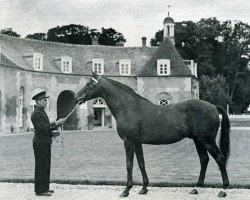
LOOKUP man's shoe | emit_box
[47,190,54,193]
[36,192,52,196]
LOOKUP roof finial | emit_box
[168,5,171,17]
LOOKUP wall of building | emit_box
[0,65,196,133]
[0,66,20,132]
[137,77,192,104]
[18,71,92,131]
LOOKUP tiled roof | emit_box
[0,34,156,76]
[138,37,192,77]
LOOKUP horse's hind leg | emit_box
[193,138,209,187]
[204,140,229,189]
[120,139,135,197]
[135,143,149,195]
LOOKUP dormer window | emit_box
[119,60,131,75]
[61,57,72,73]
[33,53,43,71]
[157,59,170,75]
[92,59,104,75]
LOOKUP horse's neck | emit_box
[99,80,138,118]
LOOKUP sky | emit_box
[0,0,250,47]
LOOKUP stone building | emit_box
[0,16,199,133]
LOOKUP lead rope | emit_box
[51,102,81,159]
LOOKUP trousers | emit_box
[33,143,51,194]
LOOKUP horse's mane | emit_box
[105,77,151,102]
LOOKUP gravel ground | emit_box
[0,183,250,200]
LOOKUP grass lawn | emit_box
[0,129,250,188]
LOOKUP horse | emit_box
[75,71,230,198]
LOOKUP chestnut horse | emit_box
[75,72,230,197]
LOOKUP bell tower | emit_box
[163,5,175,44]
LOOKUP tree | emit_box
[150,30,163,46]
[47,24,93,45]
[218,20,250,113]
[199,75,229,108]
[25,33,47,40]
[197,54,215,77]
[98,27,126,46]
[0,28,20,37]
[150,17,250,113]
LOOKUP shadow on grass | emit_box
[1,178,250,189]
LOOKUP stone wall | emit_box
[0,66,19,132]
[137,77,192,104]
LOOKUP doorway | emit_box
[57,90,77,130]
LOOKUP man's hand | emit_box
[51,130,60,137]
[55,118,67,126]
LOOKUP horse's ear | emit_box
[92,70,98,78]
[92,70,102,79]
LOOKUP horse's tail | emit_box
[216,106,230,163]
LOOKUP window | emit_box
[156,92,172,105]
[159,100,170,105]
[157,59,170,75]
[119,60,131,75]
[92,59,104,75]
[93,98,106,107]
[61,57,72,73]
[33,53,43,70]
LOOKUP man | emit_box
[31,90,66,196]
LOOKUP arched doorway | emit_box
[93,98,106,127]
[57,90,77,130]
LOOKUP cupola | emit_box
[163,9,175,44]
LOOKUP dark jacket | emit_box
[31,106,57,144]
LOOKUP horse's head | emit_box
[75,71,102,104]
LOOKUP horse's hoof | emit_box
[218,191,227,198]
[196,182,204,187]
[119,191,129,197]
[189,189,198,194]
[138,188,148,195]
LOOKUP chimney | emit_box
[142,36,146,47]
[92,36,99,45]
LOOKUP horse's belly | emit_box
[141,129,189,145]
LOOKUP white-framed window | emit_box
[93,98,106,108]
[92,59,104,75]
[33,53,43,70]
[61,57,72,73]
[159,99,170,105]
[119,60,131,75]
[157,59,170,75]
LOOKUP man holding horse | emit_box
[31,90,66,196]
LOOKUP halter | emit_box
[77,75,102,101]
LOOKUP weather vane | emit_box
[168,5,171,17]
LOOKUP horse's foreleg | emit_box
[135,143,149,195]
[120,139,135,197]
[193,138,209,187]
